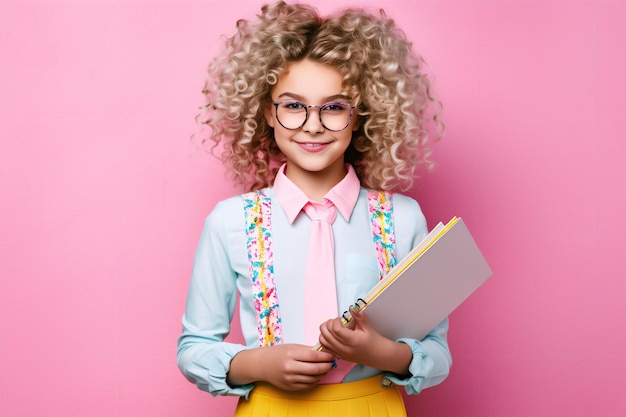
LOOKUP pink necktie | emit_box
[303,199,338,346]
[303,200,353,383]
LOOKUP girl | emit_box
[177,2,452,416]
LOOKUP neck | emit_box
[283,162,347,202]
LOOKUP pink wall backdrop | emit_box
[1,1,624,416]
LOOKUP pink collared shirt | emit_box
[273,163,361,224]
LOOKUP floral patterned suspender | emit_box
[242,190,397,347]
[242,191,283,347]
[367,191,398,278]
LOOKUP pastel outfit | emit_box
[177,164,452,406]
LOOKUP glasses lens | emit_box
[320,102,352,131]
[276,101,307,130]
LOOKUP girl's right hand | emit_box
[227,343,335,391]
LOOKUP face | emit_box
[266,59,358,189]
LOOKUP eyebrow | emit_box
[276,92,352,102]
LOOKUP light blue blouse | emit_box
[177,179,452,397]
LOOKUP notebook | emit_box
[313,217,492,348]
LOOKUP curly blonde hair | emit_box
[196,1,443,191]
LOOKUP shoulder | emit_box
[206,188,275,224]
[363,189,424,216]
[207,195,244,220]
[390,192,428,238]
[390,193,423,215]
[203,194,249,233]
[361,190,427,232]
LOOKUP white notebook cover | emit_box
[360,217,493,341]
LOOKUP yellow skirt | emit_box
[233,375,406,417]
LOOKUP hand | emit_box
[228,343,335,391]
[318,309,412,376]
[318,308,384,365]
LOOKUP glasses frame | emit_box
[272,100,355,132]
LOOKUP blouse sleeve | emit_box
[384,319,452,394]
[176,202,255,397]
[382,195,453,394]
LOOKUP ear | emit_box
[265,102,275,128]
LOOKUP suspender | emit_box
[367,191,398,278]
[243,191,282,347]
[242,190,397,347]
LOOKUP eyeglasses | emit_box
[272,100,355,132]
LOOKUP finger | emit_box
[289,345,334,363]
[318,318,339,336]
[289,361,333,384]
[320,333,351,358]
[309,349,335,363]
[318,344,340,359]
[350,309,368,330]
[317,331,337,355]
[280,377,320,391]
[317,333,343,358]
[324,317,350,341]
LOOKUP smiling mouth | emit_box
[295,141,331,152]
[297,141,331,146]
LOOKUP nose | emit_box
[302,107,324,134]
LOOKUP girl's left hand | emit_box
[317,309,412,376]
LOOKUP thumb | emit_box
[350,307,371,330]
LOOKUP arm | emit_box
[390,317,452,394]
[318,310,452,394]
[177,204,253,397]
[177,201,336,395]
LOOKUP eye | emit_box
[322,102,351,113]
[281,101,306,111]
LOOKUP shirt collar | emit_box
[273,163,361,224]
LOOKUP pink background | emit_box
[1,1,624,416]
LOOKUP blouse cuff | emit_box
[195,344,255,398]
[382,338,436,395]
